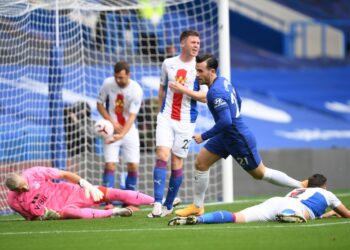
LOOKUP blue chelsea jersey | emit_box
[202,76,261,169]
[207,77,242,124]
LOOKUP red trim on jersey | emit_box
[171,69,187,121]
[171,93,183,121]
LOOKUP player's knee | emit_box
[127,163,138,172]
[156,153,168,162]
[195,158,209,171]
[253,174,264,180]
[105,162,116,171]
[248,169,264,180]
[156,147,170,161]
[248,163,265,180]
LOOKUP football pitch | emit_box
[1,193,350,250]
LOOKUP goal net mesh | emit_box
[0,0,222,214]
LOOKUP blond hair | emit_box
[5,173,21,191]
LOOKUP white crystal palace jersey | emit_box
[98,77,143,126]
[286,187,341,218]
[160,55,204,123]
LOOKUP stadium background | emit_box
[0,0,349,214]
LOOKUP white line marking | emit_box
[0,221,349,236]
[1,192,349,215]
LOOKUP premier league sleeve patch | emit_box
[213,98,227,109]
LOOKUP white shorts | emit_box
[239,197,307,222]
[103,126,140,163]
[156,113,196,158]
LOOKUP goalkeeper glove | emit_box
[40,208,61,220]
[79,179,104,202]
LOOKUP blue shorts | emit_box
[204,129,261,171]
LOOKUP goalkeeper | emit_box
[169,174,350,226]
[5,166,154,220]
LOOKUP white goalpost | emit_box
[0,0,233,214]
[218,0,234,203]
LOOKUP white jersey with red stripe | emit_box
[160,55,204,123]
[97,77,143,127]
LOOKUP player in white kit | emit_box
[149,30,207,217]
[97,61,143,209]
[168,173,350,225]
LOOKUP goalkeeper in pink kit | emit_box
[5,167,154,220]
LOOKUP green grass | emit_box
[1,192,350,250]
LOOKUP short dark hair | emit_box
[307,174,327,188]
[196,54,218,71]
[180,30,200,42]
[114,61,130,74]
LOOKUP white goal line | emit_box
[0,220,349,236]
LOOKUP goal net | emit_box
[0,0,222,214]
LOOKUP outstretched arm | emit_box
[58,170,103,202]
[333,204,350,218]
[58,170,81,183]
[322,204,350,218]
[321,210,341,218]
[169,81,207,103]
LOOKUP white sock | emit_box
[262,168,301,188]
[193,170,209,208]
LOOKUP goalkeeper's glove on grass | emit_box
[41,208,60,220]
[79,179,104,202]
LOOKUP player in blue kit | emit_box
[169,174,350,225]
[175,54,307,217]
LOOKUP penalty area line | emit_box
[0,220,349,236]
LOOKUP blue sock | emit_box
[164,169,183,210]
[197,211,235,224]
[126,171,138,191]
[153,160,167,203]
[102,169,115,188]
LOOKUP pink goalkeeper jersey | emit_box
[7,167,94,220]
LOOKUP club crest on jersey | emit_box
[213,98,226,108]
[175,69,187,85]
[32,181,40,190]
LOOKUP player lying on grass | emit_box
[169,174,350,225]
[5,166,154,220]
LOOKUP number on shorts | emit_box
[236,157,249,166]
[182,139,190,150]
